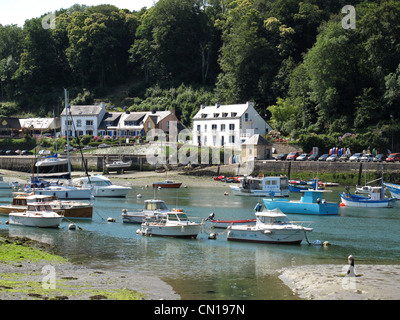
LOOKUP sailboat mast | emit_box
[64,89,72,177]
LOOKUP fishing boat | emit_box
[263,190,339,215]
[340,186,396,208]
[8,203,64,228]
[226,207,312,244]
[137,209,203,238]
[72,174,131,197]
[152,180,182,189]
[122,199,169,224]
[230,176,290,197]
[205,212,256,229]
[0,193,93,219]
[383,182,400,199]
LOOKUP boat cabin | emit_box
[255,209,289,225]
[240,176,289,195]
[300,190,328,204]
[167,211,189,222]
[27,203,53,212]
[144,200,168,211]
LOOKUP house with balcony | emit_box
[192,102,272,148]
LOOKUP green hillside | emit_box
[1,0,400,152]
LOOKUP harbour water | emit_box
[1,185,400,300]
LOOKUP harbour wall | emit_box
[1,155,400,182]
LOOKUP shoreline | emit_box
[0,235,179,300]
[279,264,400,300]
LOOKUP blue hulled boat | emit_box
[340,186,396,208]
[383,183,400,200]
[263,190,339,215]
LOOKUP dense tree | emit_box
[0,0,399,153]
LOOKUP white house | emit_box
[60,103,107,137]
[192,102,272,147]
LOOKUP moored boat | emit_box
[383,182,400,200]
[205,212,256,229]
[72,174,131,198]
[227,207,312,244]
[35,154,68,167]
[105,160,132,170]
[122,199,169,224]
[8,203,64,228]
[0,192,93,219]
[340,186,396,208]
[230,176,290,197]
[152,180,182,189]
[263,190,339,215]
[137,209,203,238]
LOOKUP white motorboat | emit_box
[72,174,131,197]
[25,184,93,200]
[8,203,64,228]
[137,209,203,238]
[122,199,169,224]
[227,208,312,244]
[230,176,290,197]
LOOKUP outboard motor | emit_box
[206,212,215,221]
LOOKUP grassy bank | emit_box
[0,236,146,300]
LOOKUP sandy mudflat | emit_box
[279,264,400,300]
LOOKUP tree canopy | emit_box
[1,0,400,151]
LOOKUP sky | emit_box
[0,0,157,26]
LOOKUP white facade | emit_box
[60,103,107,137]
[192,102,272,147]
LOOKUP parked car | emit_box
[373,154,386,162]
[0,150,5,155]
[98,143,111,148]
[286,152,301,161]
[295,153,309,161]
[360,154,374,162]
[339,154,349,162]
[318,154,330,161]
[20,150,33,155]
[307,153,319,161]
[275,154,287,160]
[349,153,363,162]
[386,153,400,162]
[5,150,16,155]
[326,154,339,162]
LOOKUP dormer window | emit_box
[201,114,207,118]
[222,113,228,118]
[231,112,237,117]
[213,113,220,118]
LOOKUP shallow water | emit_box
[1,185,399,300]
